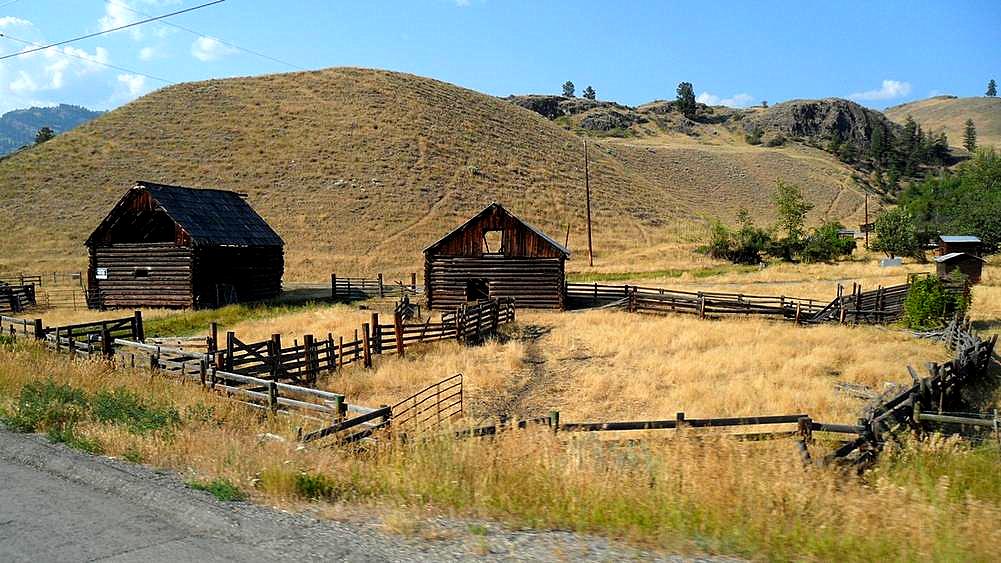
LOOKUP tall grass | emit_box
[1,340,999,560]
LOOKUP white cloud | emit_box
[138,46,158,61]
[849,79,911,101]
[0,16,32,28]
[191,37,237,62]
[100,1,144,40]
[9,71,38,94]
[117,73,147,97]
[696,91,756,108]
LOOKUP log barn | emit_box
[86,181,284,309]
[424,203,570,310]
[935,252,985,284]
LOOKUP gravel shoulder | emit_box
[0,427,735,562]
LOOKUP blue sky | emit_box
[1,0,1000,114]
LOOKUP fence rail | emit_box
[0,283,37,314]
[330,272,420,300]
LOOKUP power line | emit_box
[0,32,174,84]
[0,0,225,61]
[106,0,305,71]
[0,0,23,9]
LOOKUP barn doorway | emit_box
[465,279,489,302]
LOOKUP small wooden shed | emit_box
[424,203,570,310]
[86,181,284,309]
[935,252,985,284]
[937,235,982,257]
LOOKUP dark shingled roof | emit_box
[87,181,283,247]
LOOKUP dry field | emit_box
[885,95,1001,149]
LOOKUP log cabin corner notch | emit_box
[86,181,284,309]
[424,203,571,310]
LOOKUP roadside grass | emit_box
[1,340,1000,560]
[188,477,248,502]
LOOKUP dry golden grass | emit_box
[322,309,947,425]
[2,341,1000,561]
[885,96,1001,149]
[0,67,868,280]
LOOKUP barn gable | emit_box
[86,181,283,248]
[424,203,570,259]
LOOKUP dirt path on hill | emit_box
[0,427,732,562]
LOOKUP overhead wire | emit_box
[0,31,174,84]
[105,0,306,71]
[0,0,225,61]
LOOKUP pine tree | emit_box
[582,86,596,100]
[964,119,977,152]
[988,79,997,97]
[562,81,575,98]
[676,82,696,118]
[869,124,886,165]
[34,127,55,144]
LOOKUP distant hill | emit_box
[0,68,870,277]
[885,96,1001,149]
[0,104,104,155]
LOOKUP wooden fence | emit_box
[331,273,420,300]
[567,280,916,325]
[823,315,998,466]
[0,271,83,287]
[0,283,37,314]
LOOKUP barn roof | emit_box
[87,181,283,248]
[935,252,986,263]
[939,235,981,243]
[424,202,571,257]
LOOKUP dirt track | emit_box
[0,427,728,562]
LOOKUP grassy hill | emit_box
[885,96,1001,149]
[0,68,869,279]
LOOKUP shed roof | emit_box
[939,235,982,243]
[424,202,570,257]
[935,252,987,263]
[87,181,283,248]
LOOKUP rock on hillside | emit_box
[743,98,901,150]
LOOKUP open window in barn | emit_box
[132,267,150,278]
[483,230,503,254]
[466,279,489,302]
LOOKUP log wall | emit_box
[426,256,565,310]
[89,243,194,308]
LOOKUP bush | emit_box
[91,388,180,435]
[800,222,856,263]
[189,478,247,502]
[705,217,772,264]
[745,127,763,145]
[1,380,89,434]
[903,275,969,330]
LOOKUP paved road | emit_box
[0,428,725,562]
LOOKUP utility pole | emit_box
[864,192,869,249]
[584,138,594,266]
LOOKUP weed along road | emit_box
[0,428,694,563]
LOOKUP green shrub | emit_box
[903,275,969,330]
[294,472,341,500]
[704,214,772,265]
[47,426,104,454]
[189,478,247,501]
[800,222,856,263]
[91,388,180,435]
[1,380,89,434]
[745,127,763,145]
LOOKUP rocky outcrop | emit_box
[743,98,901,150]
[505,95,631,119]
[579,108,645,131]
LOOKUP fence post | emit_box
[549,410,560,433]
[795,303,802,324]
[338,336,344,369]
[394,311,405,357]
[676,411,685,428]
[331,273,336,300]
[268,381,279,412]
[101,326,113,359]
[333,395,346,421]
[226,331,235,371]
[371,312,381,355]
[378,273,384,298]
[492,300,500,333]
[362,323,372,368]
[411,272,417,293]
[797,416,813,444]
[303,334,316,385]
[133,310,145,342]
[698,294,706,319]
[33,319,44,340]
[199,357,207,386]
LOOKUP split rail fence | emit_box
[0,283,37,314]
[567,280,919,325]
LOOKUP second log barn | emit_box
[424,203,571,310]
[86,181,284,309]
